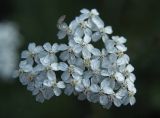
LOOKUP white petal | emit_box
[129,96,136,105]
[83,34,91,44]
[92,31,101,42]
[91,58,100,70]
[47,70,56,81]
[58,62,68,71]
[43,80,52,87]
[126,64,134,73]
[61,71,70,81]
[43,42,52,51]
[58,44,68,51]
[40,55,50,66]
[74,36,82,44]
[104,26,113,34]
[59,51,69,61]
[28,43,36,52]
[36,93,44,103]
[92,16,104,29]
[73,44,82,54]
[51,63,59,71]
[75,27,84,37]
[73,66,83,75]
[90,84,100,93]
[80,8,90,14]
[69,20,78,31]
[115,89,128,99]
[112,36,127,44]
[99,95,108,105]
[116,44,127,52]
[57,30,66,39]
[52,43,59,52]
[82,47,91,59]
[117,54,130,65]
[113,98,122,107]
[64,85,74,96]
[91,9,99,15]
[86,44,94,52]
[90,48,101,56]
[115,72,125,83]
[102,86,114,94]
[75,84,84,92]
[54,87,62,96]
[57,81,65,88]
[82,78,90,88]
[21,50,30,58]
[128,73,136,83]
[101,70,109,76]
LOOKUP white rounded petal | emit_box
[57,30,66,39]
[47,70,56,81]
[69,20,78,31]
[58,62,68,71]
[92,31,101,42]
[128,73,136,83]
[112,36,127,44]
[43,42,52,52]
[75,27,84,37]
[28,43,36,52]
[58,44,69,51]
[82,78,90,88]
[83,34,91,44]
[126,64,134,73]
[129,96,136,105]
[75,84,84,92]
[36,93,45,103]
[90,48,101,56]
[73,66,83,75]
[61,71,70,81]
[21,50,30,58]
[101,70,109,76]
[57,81,65,89]
[115,72,125,83]
[104,26,113,34]
[90,84,100,93]
[80,8,90,14]
[91,58,100,70]
[52,43,59,52]
[102,86,114,94]
[117,54,130,65]
[43,79,52,87]
[113,98,122,107]
[92,16,104,29]
[91,9,99,15]
[51,63,59,71]
[100,95,108,105]
[115,89,128,99]
[74,36,82,44]
[82,47,91,59]
[116,44,127,52]
[59,51,69,61]
[73,44,82,54]
[54,87,62,96]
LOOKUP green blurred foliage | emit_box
[0,0,160,118]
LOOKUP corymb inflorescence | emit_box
[14,8,136,109]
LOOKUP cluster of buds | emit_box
[14,9,136,109]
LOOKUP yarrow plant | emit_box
[14,9,136,109]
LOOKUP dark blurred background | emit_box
[0,0,160,118]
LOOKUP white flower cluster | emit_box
[15,9,136,108]
[0,22,21,79]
